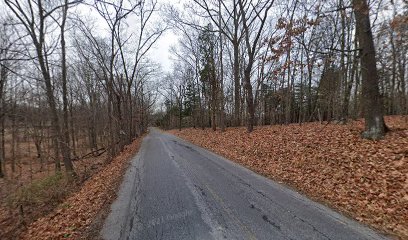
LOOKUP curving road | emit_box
[101,128,388,240]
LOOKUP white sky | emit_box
[150,30,178,72]
[72,0,182,73]
[5,0,402,74]
[149,0,186,72]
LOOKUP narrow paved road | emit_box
[101,128,388,240]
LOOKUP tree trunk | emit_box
[0,64,5,178]
[233,0,241,127]
[218,0,225,132]
[244,65,255,132]
[342,34,358,121]
[34,139,44,171]
[179,85,182,131]
[69,93,76,158]
[11,104,16,173]
[0,112,4,178]
[53,136,61,171]
[233,41,240,127]
[353,0,387,139]
[285,47,292,124]
[108,30,117,160]
[60,0,75,175]
[211,76,217,131]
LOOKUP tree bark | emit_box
[244,63,255,132]
[232,0,241,127]
[0,106,4,178]
[179,85,183,131]
[60,0,75,175]
[342,32,358,121]
[218,0,225,132]
[353,0,387,139]
[0,62,5,178]
[238,0,274,132]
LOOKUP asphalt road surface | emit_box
[101,128,388,240]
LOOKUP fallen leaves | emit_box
[170,116,408,239]
[19,137,143,240]
[0,153,109,239]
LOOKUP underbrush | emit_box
[0,155,106,239]
[8,173,70,208]
[20,137,144,239]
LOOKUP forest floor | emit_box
[0,137,144,239]
[169,115,408,239]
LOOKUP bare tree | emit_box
[352,0,387,139]
[238,0,274,132]
[60,0,72,173]
[92,0,140,158]
[189,0,243,126]
[4,0,80,174]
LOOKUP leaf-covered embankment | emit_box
[170,116,408,239]
[20,137,144,240]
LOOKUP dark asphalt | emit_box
[101,128,389,240]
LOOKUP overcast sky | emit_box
[148,0,186,73]
[73,0,182,73]
[150,30,178,72]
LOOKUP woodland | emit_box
[0,0,161,237]
[156,0,407,140]
[0,0,407,238]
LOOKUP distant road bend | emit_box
[101,128,388,240]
